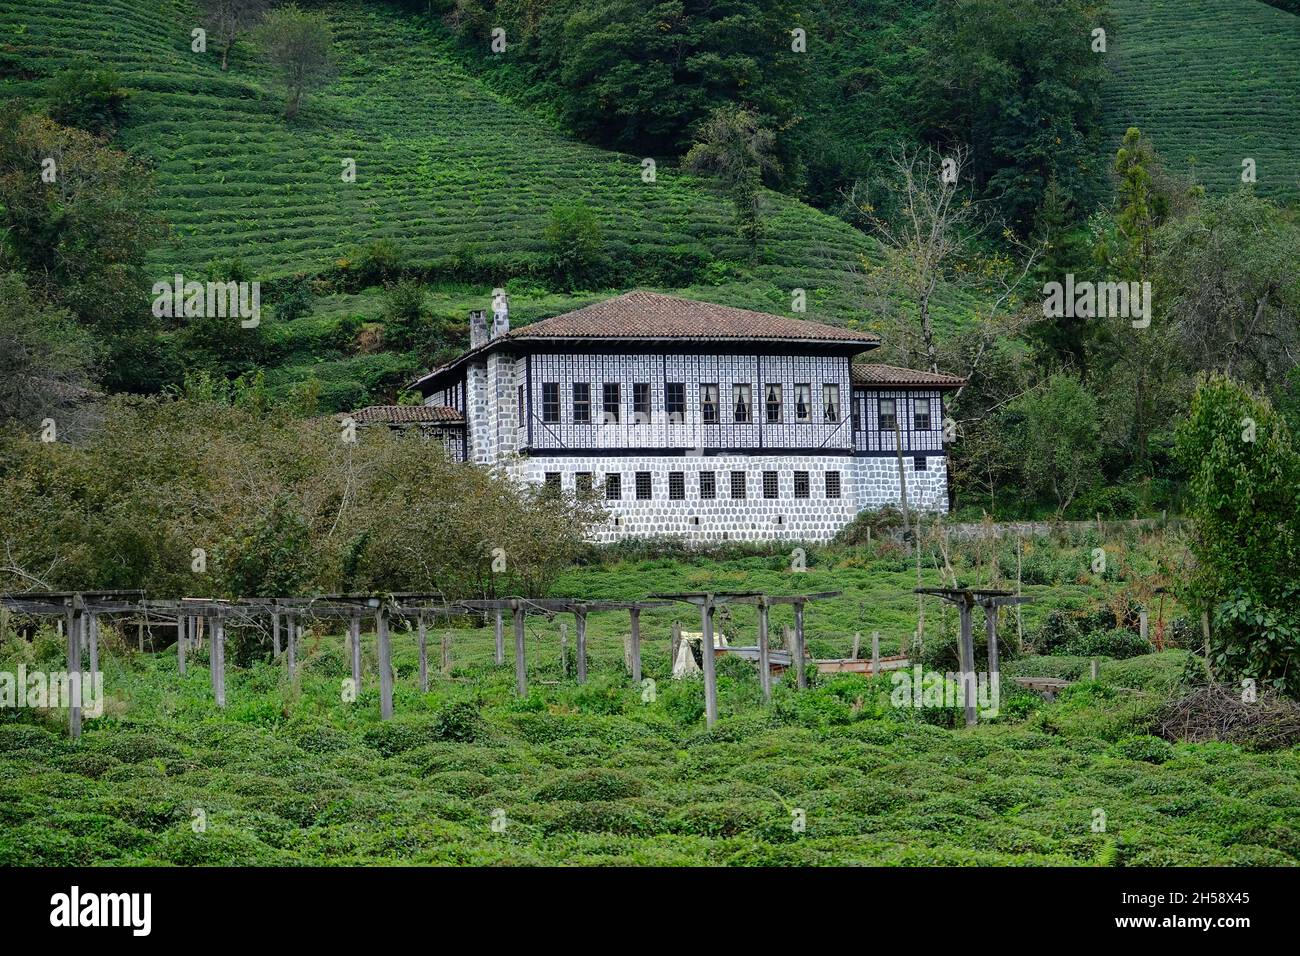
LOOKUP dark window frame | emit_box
[914,399,931,431]
[794,471,810,498]
[700,383,719,424]
[700,471,716,499]
[730,470,747,499]
[573,383,591,424]
[794,383,812,423]
[763,470,779,499]
[825,471,841,499]
[823,383,840,423]
[605,472,622,500]
[602,382,620,425]
[668,471,685,500]
[541,382,560,423]
[633,382,651,424]
[635,471,652,500]
[665,382,686,422]
[732,383,752,424]
[878,397,897,432]
[765,383,782,423]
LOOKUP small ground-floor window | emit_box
[730,471,747,499]
[635,471,652,499]
[605,473,621,500]
[914,456,928,471]
[668,472,685,499]
[763,470,779,498]
[825,471,841,499]
[794,471,810,498]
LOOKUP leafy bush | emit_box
[1113,734,1175,764]
[46,65,130,134]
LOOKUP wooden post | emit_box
[350,611,361,694]
[67,599,82,740]
[87,612,99,685]
[1139,610,1149,646]
[1090,657,1099,681]
[212,615,226,709]
[851,631,860,660]
[628,608,642,684]
[700,599,718,727]
[957,599,977,727]
[574,606,588,684]
[494,610,504,666]
[893,416,912,538]
[441,625,452,679]
[757,598,772,702]
[377,607,393,720]
[272,613,281,657]
[417,612,428,691]
[984,608,999,677]
[871,630,881,676]
[512,601,527,697]
[559,620,568,676]
[137,618,145,653]
[783,624,794,654]
[286,612,297,676]
[793,601,807,690]
[177,614,186,675]
[670,620,681,667]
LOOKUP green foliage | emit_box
[1174,375,1300,696]
[1003,375,1102,514]
[918,0,1109,226]
[1103,0,1300,206]
[45,64,131,135]
[379,278,428,349]
[257,2,333,119]
[543,203,606,292]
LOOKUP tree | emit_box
[1004,374,1101,513]
[918,0,1109,227]
[685,106,780,253]
[1155,189,1300,393]
[199,0,270,72]
[544,202,606,291]
[258,4,333,119]
[857,145,1041,379]
[1091,128,1191,478]
[1174,374,1300,697]
[0,271,100,429]
[0,107,165,392]
[45,65,131,135]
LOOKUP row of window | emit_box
[536,382,854,426]
[543,469,851,501]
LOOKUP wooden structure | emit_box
[3,587,840,737]
[914,587,1034,727]
[650,591,840,726]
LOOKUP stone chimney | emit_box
[469,309,488,349]
[491,287,510,339]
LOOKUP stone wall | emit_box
[507,453,948,543]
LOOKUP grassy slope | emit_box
[0,1,885,308]
[1,549,1296,866]
[1105,0,1300,203]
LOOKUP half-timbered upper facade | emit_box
[406,290,963,543]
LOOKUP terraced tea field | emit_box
[1105,0,1300,203]
[0,0,885,323]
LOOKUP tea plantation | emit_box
[2,547,1297,866]
[1105,0,1300,203]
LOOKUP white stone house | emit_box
[406,290,963,543]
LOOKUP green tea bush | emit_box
[1113,734,1176,763]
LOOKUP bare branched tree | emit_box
[199,0,269,72]
[849,145,1043,391]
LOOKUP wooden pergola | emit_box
[3,587,843,737]
[914,587,1034,726]
[650,590,841,726]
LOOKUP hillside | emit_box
[0,1,883,307]
[1105,0,1300,202]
